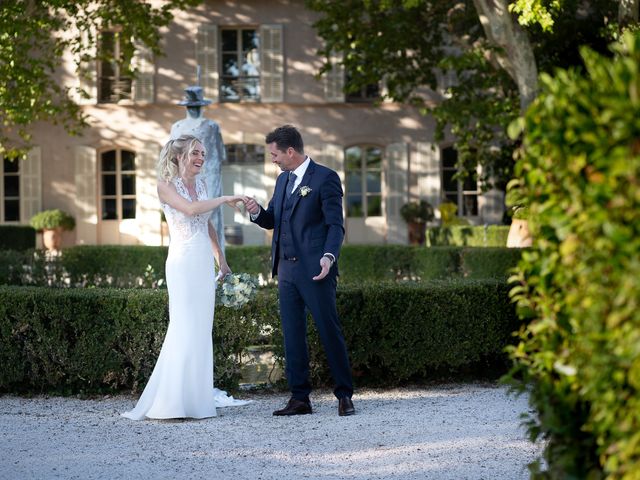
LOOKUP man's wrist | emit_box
[323,253,335,265]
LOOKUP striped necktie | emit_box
[287,172,297,198]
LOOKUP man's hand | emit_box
[244,197,260,215]
[312,255,333,281]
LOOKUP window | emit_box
[345,70,381,103]
[98,31,133,103]
[345,146,382,217]
[225,144,265,164]
[1,156,19,222]
[220,29,260,102]
[441,146,479,216]
[100,149,136,220]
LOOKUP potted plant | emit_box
[506,206,532,247]
[30,209,76,251]
[438,201,470,227]
[400,200,434,245]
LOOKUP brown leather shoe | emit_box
[338,397,355,416]
[273,398,312,416]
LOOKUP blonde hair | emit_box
[157,135,205,181]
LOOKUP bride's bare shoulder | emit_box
[157,179,178,201]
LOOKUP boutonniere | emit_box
[299,186,312,197]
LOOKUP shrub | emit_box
[438,202,470,226]
[0,244,523,287]
[426,225,510,246]
[0,286,274,394]
[505,32,640,479]
[226,245,272,282]
[29,209,76,231]
[61,245,168,287]
[0,280,517,394]
[0,226,36,250]
[460,247,524,279]
[400,200,435,223]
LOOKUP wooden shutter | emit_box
[315,143,345,183]
[135,143,162,245]
[77,29,97,104]
[133,40,155,103]
[260,24,284,103]
[315,143,345,219]
[324,52,345,103]
[196,24,219,103]
[479,187,505,224]
[19,147,42,223]
[385,143,408,244]
[416,142,441,209]
[74,146,98,244]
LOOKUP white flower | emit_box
[299,186,312,197]
[216,272,258,309]
[553,361,577,376]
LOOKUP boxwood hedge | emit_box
[0,244,523,287]
[0,279,516,395]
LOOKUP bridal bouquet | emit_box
[216,272,258,309]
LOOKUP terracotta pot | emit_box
[42,227,63,251]
[506,219,532,248]
[407,222,426,246]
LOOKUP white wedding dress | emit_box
[122,177,250,420]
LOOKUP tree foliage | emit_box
[506,31,640,478]
[307,0,621,191]
[0,0,201,158]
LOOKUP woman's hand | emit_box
[217,259,232,279]
[225,195,248,213]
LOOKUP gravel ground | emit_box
[0,383,542,480]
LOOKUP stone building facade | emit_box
[1,0,505,247]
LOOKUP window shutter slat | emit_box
[196,24,219,103]
[479,188,504,224]
[19,147,42,224]
[315,143,345,183]
[385,143,408,244]
[74,146,98,244]
[77,29,97,104]
[324,52,345,103]
[259,24,284,103]
[133,40,155,103]
[135,144,161,245]
[416,142,441,209]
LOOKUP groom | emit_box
[245,125,355,417]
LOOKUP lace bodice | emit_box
[161,177,210,243]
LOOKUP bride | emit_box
[123,134,251,420]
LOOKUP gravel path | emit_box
[1,384,541,480]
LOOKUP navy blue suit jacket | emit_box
[251,159,345,278]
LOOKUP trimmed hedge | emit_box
[0,225,36,250]
[426,225,509,247]
[0,286,275,394]
[0,279,517,394]
[0,244,523,287]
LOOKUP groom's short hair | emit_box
[266,125,304,154]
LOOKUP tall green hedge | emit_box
[0,225,36,250]
[0,280,516,394]
[506,32,640,480]
[0,244,523,287]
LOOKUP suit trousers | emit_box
[277,258,353,401]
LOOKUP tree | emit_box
[307,0,622,190]
[0,0,201,158]
[510,0,638,31]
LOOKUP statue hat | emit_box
[178,86,212,107]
